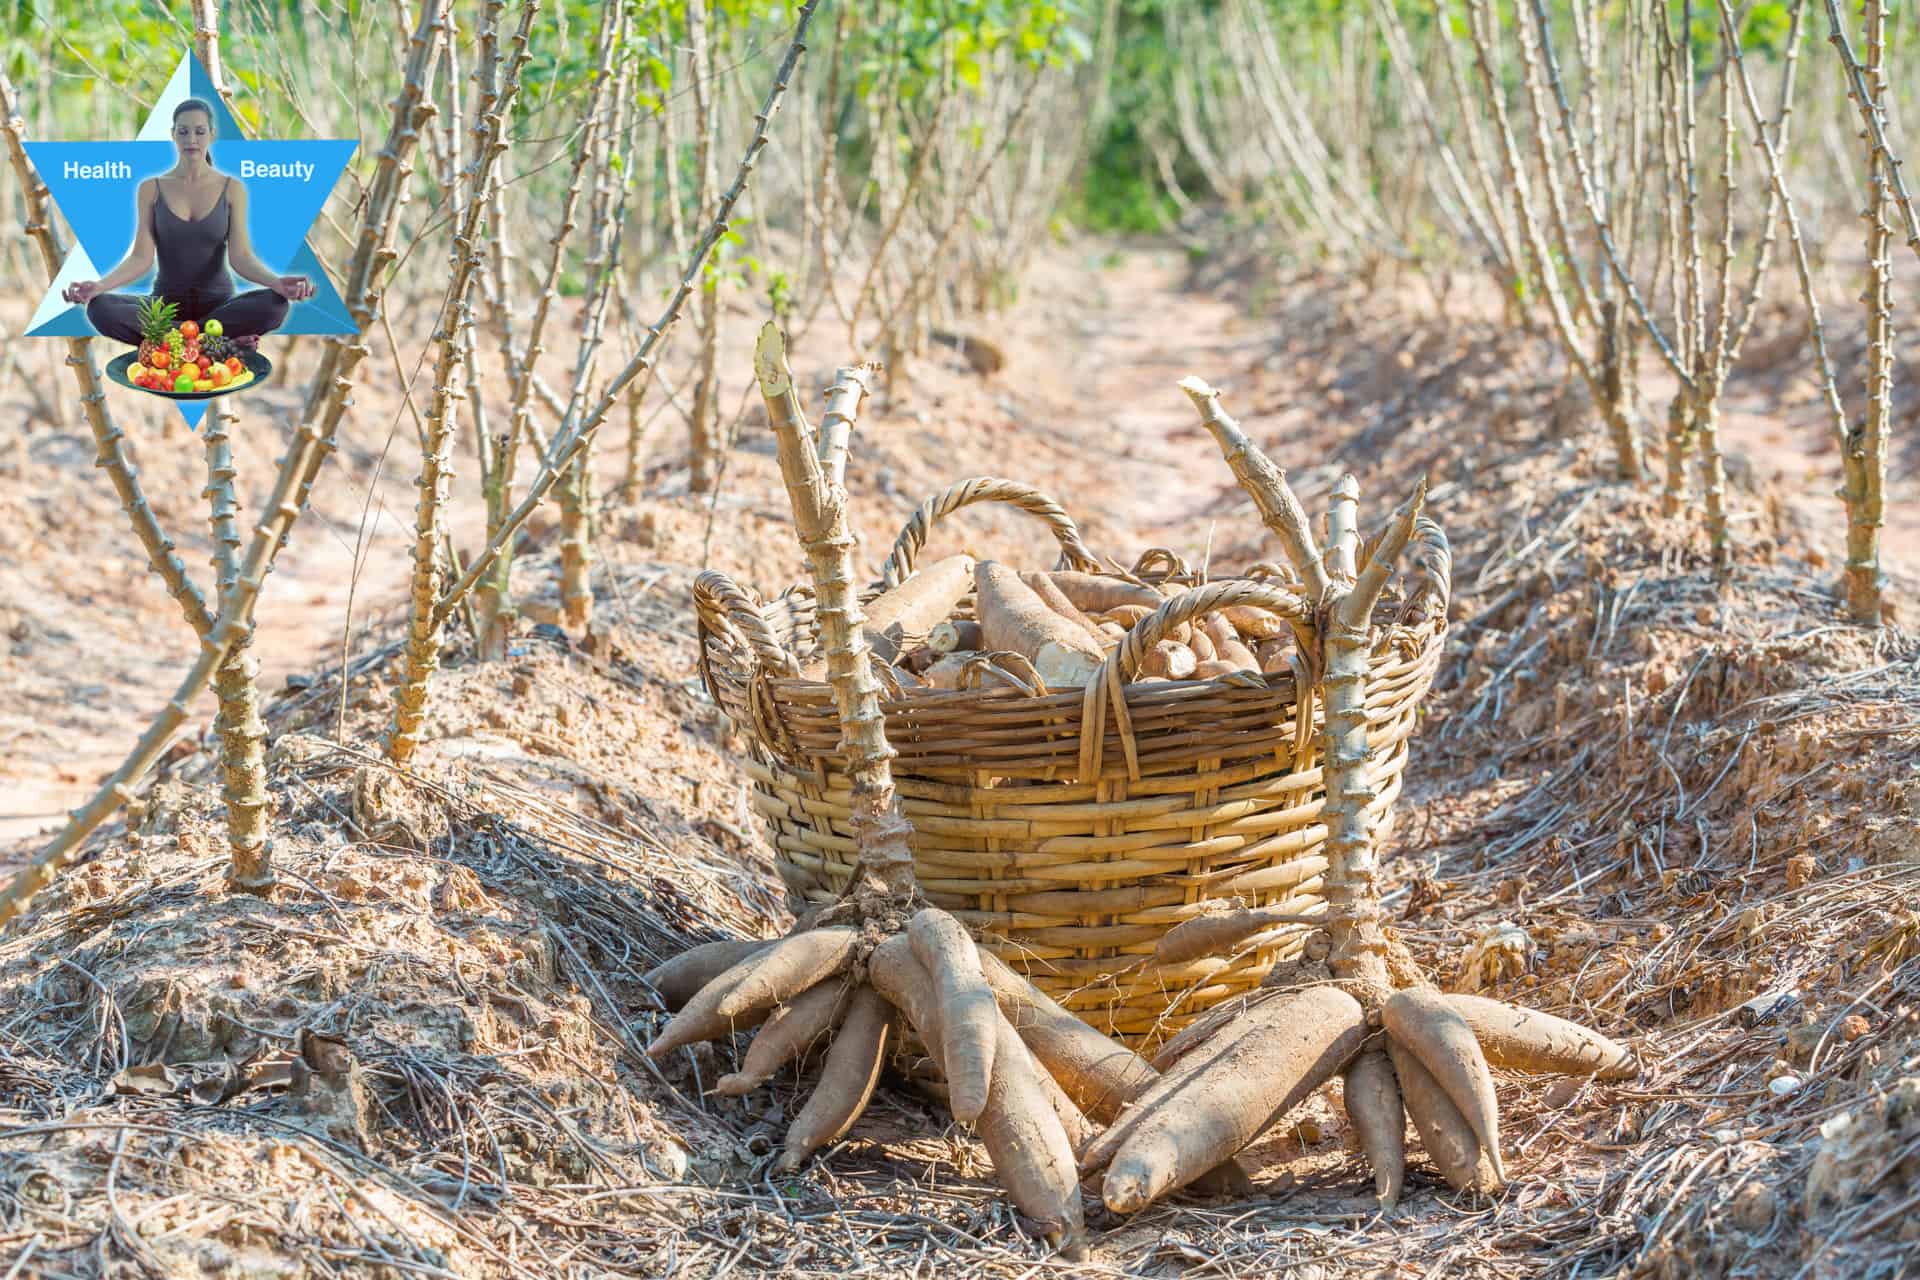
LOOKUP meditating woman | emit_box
[61,98,314,347]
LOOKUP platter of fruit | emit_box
[104,298,272,400]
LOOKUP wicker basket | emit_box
[694,477,1449,1050]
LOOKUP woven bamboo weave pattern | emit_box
[695,479,1451,1048]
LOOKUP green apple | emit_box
[204,319,223,337]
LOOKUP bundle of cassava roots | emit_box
[643,911,1634,1250]
[805,553,1293,692]
[648,328,1636,1255]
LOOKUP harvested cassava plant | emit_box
[650,325,1092,1256]
[673,355,1560,1240]
[1080,380,1637,1212]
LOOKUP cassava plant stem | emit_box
[194,5,275,893]
[1178,379,1331,599]
[557,18,633,633]
[1824,0,1920,263]
[480,18,598,647]
[687,0,723,494]
[1182,377,1420,987]
[1848,0,1893,621]
[385,0,536,766]
[754,323,913,900]
[202,402,273,892]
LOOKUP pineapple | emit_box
[135,296,178,365]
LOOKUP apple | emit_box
[180,320,199,341]
[151,350,170,370]
[204,319,223,337]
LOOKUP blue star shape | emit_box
[23,53,357,427]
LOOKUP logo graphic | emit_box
[23,53,357,427]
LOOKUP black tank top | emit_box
[152,177,233,300]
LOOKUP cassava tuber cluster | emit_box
[1090,982,1632,1209]
[852,555,1295,692]
[645,909,1091,1250]
[1066,377,1639,1216]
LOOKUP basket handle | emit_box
[1129,547,1190,581]
[877,477,1102,589]
[1397,516,1452,624]
[693,570,801,678]
[1078,579,1314,783]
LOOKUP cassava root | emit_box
[974,560,1106,687]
